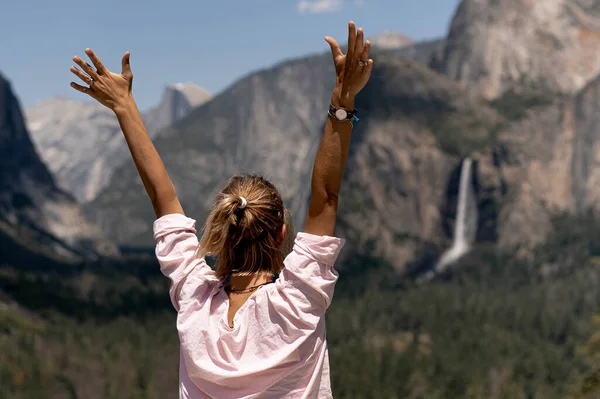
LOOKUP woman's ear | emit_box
[279,224,287,246]
[281,209,295,258]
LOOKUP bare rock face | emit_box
[25,99,121,204]
[0,72,118,263]
[370,31,414,50]
[25,84,211,203]
[337,57,499,268]
[423,0,600,253]
[431,0,600,100]
[485,74,600,251]
[143,83,212,137]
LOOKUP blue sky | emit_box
[1,0,460,111]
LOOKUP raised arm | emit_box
[304,22,373,237]
[70,49,182,218]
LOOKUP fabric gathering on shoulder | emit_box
[153,213,218,311]
[275,232,345,313]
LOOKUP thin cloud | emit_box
[297,0,343,14]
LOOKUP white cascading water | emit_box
[433,157,477,274]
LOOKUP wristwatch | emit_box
[329,104,358,123]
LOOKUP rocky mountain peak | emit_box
[431,0,600,99]
[169,83,212,106]
[144,83,212,135]
[25,83,211,203]
[369,31,414,50]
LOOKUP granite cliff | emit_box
[0,73,118,264]
[432,0,600,100]
[25,84,211,202]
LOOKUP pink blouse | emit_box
[153,213,345,398]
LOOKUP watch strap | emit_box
[328,104,359,125]
[328,104,358,128]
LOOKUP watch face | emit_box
[335,109,348,120]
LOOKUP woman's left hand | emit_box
[70,49,134,111]
[325,21,374,108]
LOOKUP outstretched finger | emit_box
[73,56,99,80]
[359,40,371,64]
[347,21,356,57]
[361,59,374,78]
[70,81,93,95]
[354,28,365,61]
[121,52,132,77]
[70,66,93,85]
[324,37,343,60]
[85,48,107,75]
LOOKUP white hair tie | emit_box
[239,196,247,209]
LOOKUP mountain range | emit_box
[0,73,117,265]
[83,45,487,271]
[80,0,600,272]
[5,0,600,273]
[25,84,211,203]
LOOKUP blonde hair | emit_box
[196,173,293,279]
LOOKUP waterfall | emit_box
[434,158,477,273]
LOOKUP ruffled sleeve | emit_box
[275,232,345,314]
[153,213,215,311]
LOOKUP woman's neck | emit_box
[228,272,273,291]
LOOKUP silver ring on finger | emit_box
[358,60,367,67]
[88,78,95,88]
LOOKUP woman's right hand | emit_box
[70,49,134,111]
